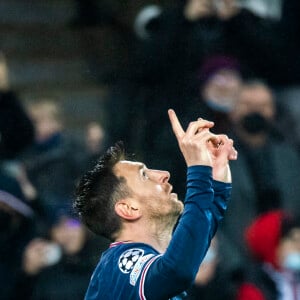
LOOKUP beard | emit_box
[147,198,184,232]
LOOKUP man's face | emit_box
[230,85,275,123]
[203,69,242,112]
[277,228,300,270]
[29,108,62,143]
[114,161,183,221]
[51,217,86,255]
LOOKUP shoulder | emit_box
[98,243,159,283]
[86,243,160,299]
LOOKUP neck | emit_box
[115,219,175,253]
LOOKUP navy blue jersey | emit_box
[85,166,231,300]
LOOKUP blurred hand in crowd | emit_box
[184,0,240,21]
[214,0,240,20]
[23,238,62,275]
[184,0,214,21]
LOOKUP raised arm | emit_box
[143,110,233,299]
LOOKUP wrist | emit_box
[213,164,231,183]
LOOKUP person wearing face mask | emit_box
[236,210,300,300]
[185,55,243,136]
[220,80,300,271]
[12,205,109,300]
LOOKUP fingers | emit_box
[168,109,237,166]
[168,109,215,139]
[229,148,238,160]
[168,109,185,139]
[169,109,220,155]
[213,134,238,160]
[185,119,215,137]
[207,134,222,148]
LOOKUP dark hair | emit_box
[0,91,34,159]
[73,142,131,240]
[281,213,300,240]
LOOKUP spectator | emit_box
[14,206,109,300]
[21,99,87,223]
[0,84,37,207]
[221,80,300,262]
[236,210,300,300]
[0,84,37,299]
[131,0,225,87]
[132,0,298,89]
[84,121,106,168]
[186,55,243,134]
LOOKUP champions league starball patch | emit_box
[118,249,144,274]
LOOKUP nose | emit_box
[150,170,170,183]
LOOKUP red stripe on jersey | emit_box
[139,255,162,300]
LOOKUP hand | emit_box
[22,238,51,275]
[214,0,240,20]
[207,134,238,182]
[168,109,220,167]
[184,0,214,21]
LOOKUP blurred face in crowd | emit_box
[27,101,62,143]
[229,83,276,137]
[86,122,105,154]
[277,228,300,272]
[230,83,275,123]
[114,161,183,227]
[202,69,242,113]
[184,0,214,21]
[51,217,86,255]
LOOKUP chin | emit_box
[173,200,184,216]
[178,202,184,214]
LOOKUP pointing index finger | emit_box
[168,109,185,139]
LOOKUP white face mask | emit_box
[283,252,300,272]
[205,98,234,113]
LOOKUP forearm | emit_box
[212,179,232,223]
[213,164,232,183]
[145,166,225,298]
[162,167,231,276]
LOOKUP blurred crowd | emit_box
[1,0,300,299]
[0,93,109,299]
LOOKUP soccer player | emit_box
[74,109,237,299]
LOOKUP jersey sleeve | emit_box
[210,179,232,236]
[142,166,232,300]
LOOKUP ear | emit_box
[115,199,141,221]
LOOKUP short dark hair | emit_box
[281,213,300,239]
[73,142,131,240]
